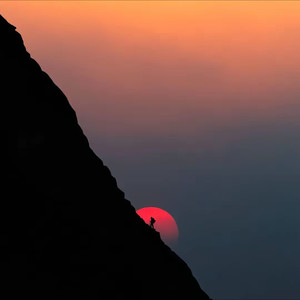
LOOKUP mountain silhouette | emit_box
[0,15,210,299]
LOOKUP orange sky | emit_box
[1,1,300,137]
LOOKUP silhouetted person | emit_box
[150,217,156,229]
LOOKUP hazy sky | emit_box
[2,1,300,299]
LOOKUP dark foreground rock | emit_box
[0,15,210,299]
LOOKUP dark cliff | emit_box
[0,15,210,299]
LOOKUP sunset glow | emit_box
[2,1,300,137]
[3,2,300,298]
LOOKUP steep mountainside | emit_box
[0,15,210,299]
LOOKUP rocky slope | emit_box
[0,15,210,299]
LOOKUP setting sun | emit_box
[136,207,179,245]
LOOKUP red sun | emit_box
[136,207,179,244]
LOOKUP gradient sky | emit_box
[2,1,300,299]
